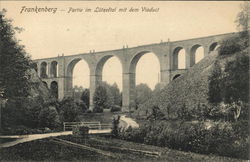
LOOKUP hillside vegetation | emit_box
[124,32,249,160]
[136,50,218,118]
[136,47,249,120]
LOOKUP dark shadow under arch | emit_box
[50,81,58,99]
[40,62,48,78]
[173,74,181,80]
[51,61,58,77]
[42,81,48,89]
[209,42,220,52]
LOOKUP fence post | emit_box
[63,122,65,131]
[99,122,101,130]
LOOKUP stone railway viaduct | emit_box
[33,32,234,112]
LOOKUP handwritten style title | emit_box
[20,6,160,14]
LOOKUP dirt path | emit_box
[0,131,73,148]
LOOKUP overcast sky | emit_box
[2,1,242,90]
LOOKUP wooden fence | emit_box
[63,122,112,131]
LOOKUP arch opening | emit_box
[173,74,181,80]
[130,51,161,90]
[128,51,160,109]
[31,63,38,72]
[51,61,58,77]
[42,81,48,89]
[101,56,122,91]
[50,81,58,99]
[190,45,204,66]
[97,56,123,107]
[40,62,48,78]
[173,47,186,70]
[209,42,220,52]
[66,58,90,99]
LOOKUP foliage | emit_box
[110,105,121,112]
[208,61,222,104]
[146,105,166,120]
[2,96,43,129]
[93,85,107,112]
[222,53,249,103]
[235,2,250,32]
[73,125,89,137]
[59,97,81,122]
[219,2,249,56]
[120,120,250,159]
[109,83,122,106]
[80,88,90,111]
[111,115,120,137]
[38,106,60,129]
[0,9,32,99]
[73,85,84,101]
[135,83,152,109]
[101,82,122,108]
[93,82,122,112]
[218,34,248,56]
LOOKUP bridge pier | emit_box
[122,72,136,112]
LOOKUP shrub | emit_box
[219,34,247,56]
[93,85,107,113]
[59,97,81,122]
[80,89,90,110]
[38,106,60,129]
[119,120,250,159]
[73,125,89,137]
[111,115,120,137]
[110,105,121,112]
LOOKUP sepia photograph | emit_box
[0,1,249,161]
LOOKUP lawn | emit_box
[0,135,245,162]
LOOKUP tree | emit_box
[153,83,162,95]
[109,83,122,106]
[38,106,60,129]
[0,9,32,99]
[208,61,222,104]
[223,54,249,104]
[59,97,81,122]
[135,83,152,109]
[235,2,250,32]
[80,88,90,110]
[93,85,108,112]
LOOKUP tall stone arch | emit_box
[190,44,204,66]
[91,55,124,110]
[122,51,163,112]
[65,57,91,98]
[172,47,186,70]
[40,62,48,78]
[50,61,58,78]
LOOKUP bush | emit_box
[59,97,81,122]
[73,125,89,137]
[219,34,248,56]
[119,120,250,159]
[111,115,120,137]
[110,105,121,112]
[38,106,60,129]
[93,85,107,113]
